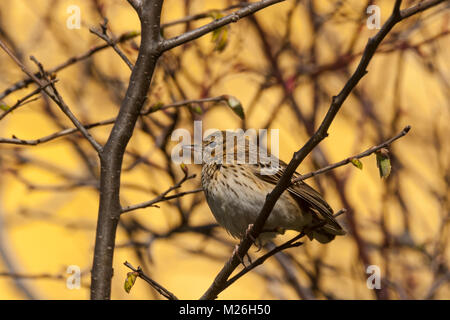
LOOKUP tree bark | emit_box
[90,0,164,300]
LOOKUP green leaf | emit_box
[191,104,203,115]
[376,148,391,178]
[0,101,10,111]
[122,30,141,40]
[149,102,164,112]
[124,271,138,294]
[225,95,245,120]
[210,12,228,52]
[211,27,228,52]
[180,163,188,174]
[350,158,363,170]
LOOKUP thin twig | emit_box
[292,125,411,184]
[0,272,64,280]
[161,0,286,52]
[0,80,57,121]
[121,171,199,214]
[224,210,347,291]
[121,188,203,214]
[0,31,140,101]
[0,96,226,146]
[0,40,103,153]
[123,261,178,300]
[200,0,446,300]
[160,3,251,29]
[0,3,269,101]
[141,96,228,115]
[90,19,134,70]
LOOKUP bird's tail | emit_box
[305,214,347,244]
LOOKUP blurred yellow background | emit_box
[0,0,448,299]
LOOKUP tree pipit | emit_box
[188,130,346,247]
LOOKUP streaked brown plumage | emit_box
[198,130,346,245]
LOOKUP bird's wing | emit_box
[252,160,346,235]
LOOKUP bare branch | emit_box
[400,0,446,19]
[161,0,285,52]
[0,272,64,280]
[124,261,178,300]
[121,172,200,214]
[424,272,450,299]
[160,3,251,29]
[0,80,56,121]
[89,19,134,70]
[121,188,203,214]
[292,125,411,184]
[0,2,285,101]
[90,0,164,300]
[222,210,347,292]
[0,96,226,146]
[0,117,114,146]
[0,31,140,101]
[200,0,446,300]
[141,96,228,114]
[2,0,446,302]
[126,0,142,12]
[0,40,103,153]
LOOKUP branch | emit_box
[161,0,285,52]
[0,40,103,153]
[222,210,346,292]
[0,31,140,101]
[160,3,251,29]
[0,272,64,280]
[0,4,271,101]
[126,0,141,12]
[121,172,200,214]
[89,19,134,70]
[0,80,56,121]
[200,0,446,300]
[424,272,450,299]
[400,0,446,19]
[0,3,247,102]
[90,0,164,300]
[292,125,411,184]
[0,118,115,146]
[3,0,439,102]
[121,188,202,213]
[141,96,228,114]
[124,261,178,300]
[0,270,89,288]
[0,96,226,146]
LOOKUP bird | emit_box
[192,130,346,247]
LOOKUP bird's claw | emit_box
[246,224,256,243]
[232,244,246,268]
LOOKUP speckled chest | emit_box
[201,163,262,197]
[201,162,306,239]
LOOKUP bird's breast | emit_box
[201,164,304,239]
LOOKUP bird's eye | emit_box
[208,141,217,148]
